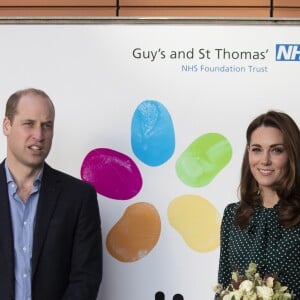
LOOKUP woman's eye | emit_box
[271,147,284,154]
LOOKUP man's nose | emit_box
[32,126,44,140]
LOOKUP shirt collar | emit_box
[4,160,44,186]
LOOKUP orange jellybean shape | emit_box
[106,202,161,262]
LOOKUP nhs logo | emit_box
[276,44,300,61]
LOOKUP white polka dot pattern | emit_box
[218,202,300,299]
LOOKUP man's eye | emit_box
[43,123,53,129]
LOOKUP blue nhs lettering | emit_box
[276,44,300,61]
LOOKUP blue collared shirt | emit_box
[5,163,42,300]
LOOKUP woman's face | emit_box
[248,126,289,191]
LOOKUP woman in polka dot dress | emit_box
[217,110,300,299]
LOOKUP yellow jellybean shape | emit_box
[168,194,220,252]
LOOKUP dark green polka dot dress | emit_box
[218,202,300,299]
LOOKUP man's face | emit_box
[3,93,54,171]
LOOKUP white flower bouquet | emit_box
[214,262,293,300]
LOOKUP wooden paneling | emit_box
[273,8,300,17]
[1,0,299,18]
[119,0,270,17]
[0,7,116,16]
[273,0,300,16]
[0,0,116,16]
[119,0,269,6]
[119,7,270,17]
[0,0,116,6]
[273,0,300,7]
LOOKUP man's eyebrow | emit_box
[20,119,54,124]
[21,118,34,122]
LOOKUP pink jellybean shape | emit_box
[81,148,143,200]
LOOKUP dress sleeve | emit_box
[217,203,237,289]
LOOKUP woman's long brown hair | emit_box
[235,110,300,229]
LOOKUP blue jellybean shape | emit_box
[131,100,175,166]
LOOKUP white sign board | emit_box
[0,20,299,300]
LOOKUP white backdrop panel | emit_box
[0,21,299,300]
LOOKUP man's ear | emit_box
[3,116,11,136]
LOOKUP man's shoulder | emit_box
[43,163,95,191]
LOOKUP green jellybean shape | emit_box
[176,133,232,187]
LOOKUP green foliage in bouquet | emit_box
[214,262,293,300]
